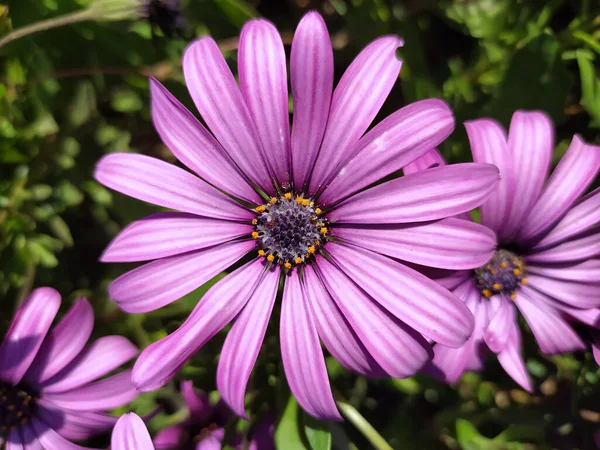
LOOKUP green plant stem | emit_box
[336,400,394,450]
[0,9,95,50]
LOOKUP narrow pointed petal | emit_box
[308,36,404,194]
[239,19,290,184]
[496,319,532,392]
[0,287,60,385]
[217,266,279,418]
[334,218,496,270]
[328,163,499,223]
[95,153,252,221]
[483,296,513,353]
[464,118,513,234]
[18,424,42,450]
[101,213,252,262]
[518,136,600,243]
[316,256,431,378]
[44,370,138,411]
[320,99,454,204]
[428,282,487,382]
[524,274,600,309]
[183,38,272,192]
[25,298,93,386]
[502,111,553,238]
[41,336,138,393]
[132,259,264,392]
[527,227,600,264]
[112,413,154,450]
[403,148,446,175]
[534,186,600,249]
[149,78,259,203]
[326,243,474,347]
[181,381,212,422]
[304,265,385,377]
[290,12,333,189]
[515,286,586,354]
[46,408,117,441]
[548,301,600,328]
[109,240,255,313]
[527,259,600,282]
[280,272,341,420]
[33,417,101,450]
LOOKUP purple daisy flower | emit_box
[409,111,600,390]
[0,287,138,448]
[153,381,273,450]
[95,12,499,419]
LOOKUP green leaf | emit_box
[303,413,331,450]
[444,0,511,39]
[214,0,258,28]
[111,89,143,113]
[456,419,481,445]
[577,50,600,127]
[69,81,97,127]
[49,215,74,247]
[275,396,309,450]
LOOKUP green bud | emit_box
[88,0,144,22]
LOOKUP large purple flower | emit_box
[413,111,600,390]
[95,12,499,419]
[0,287,138,448]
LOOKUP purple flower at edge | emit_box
[0,287,138,448]
[95,11,500,420]
[407,112,600,390]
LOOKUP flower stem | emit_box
[336,400,394,450]
[0,9,95,50]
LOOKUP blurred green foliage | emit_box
[1,0,600,449]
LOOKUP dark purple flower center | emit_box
[0,381,36,430]
[473,249,527,299]
[253,193,327,269]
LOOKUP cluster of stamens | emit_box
[473,249,527,300]
[0,382,35,431]
[252,193,327,270]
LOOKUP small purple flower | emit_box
[0,287,138,448]
[95,12,499,419]
[411,111,600,390]
[153,381,273,450]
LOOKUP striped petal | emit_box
[111,413,154,450]
[525,274,600,309]
[403,148,446,175]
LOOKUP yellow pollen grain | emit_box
[490,269,496,275]
[302,199,309,207]
[284,192,292,200]
[315,240,320,246]
[284,261,292,269]
[482,289,492,298]
[320,227,328,235]
[513,268,521,275]
[258,250,265,257]
[308,246,316,254]
[315,208,322,215]
[267,254,275,262]
[500,262,508,268]
[251,219,257,225]
[492,283,502,290]
[510,293,517,301]
[255,205,265,213]
[266,203,272,207]
[310,201,315,207]
[296,196,304,204]
[295,257,303,264]
[252,231,259,239]
[270,197,278,203]
[521,278,528,284]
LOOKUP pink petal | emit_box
[303,265,385,377]
[464,118,513,235]
[25,297,94,386]
[41,336,138,394]
[280,272,341,420]
[94,153,252,221]
[502,111,554,239]
[534,186,600,249]
[181,381,212,423]
[109,239,255,313]
[217,266,280,418]
[149,78,259,203]
[515,285,586,354]
[526,228,600,264]
[496,318,532,392]
[239,19,290,185]
[316,256,431,378]
[290,12,333,190]
[5,429,22,450]
[183,37,272,193]
[526,259,600,282]
[111,413,154,450]
[326,243,474,347]
[525,274,600,309]
[403,148,446,175]
[593,342,600,365]
[101,212,252,263]
[47,408,117,441]
[0,287,60,385]
[483,296,513,353]
[334,217,496,270]
[32,417,101,450]
[328,163,499,223]
[518,135,600,244]
[308,36,404,195]
[17,423,42,450]
[196,436,222,450]
[320,99,454,205]
[132,259,265,392]
[153,425,184,450]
